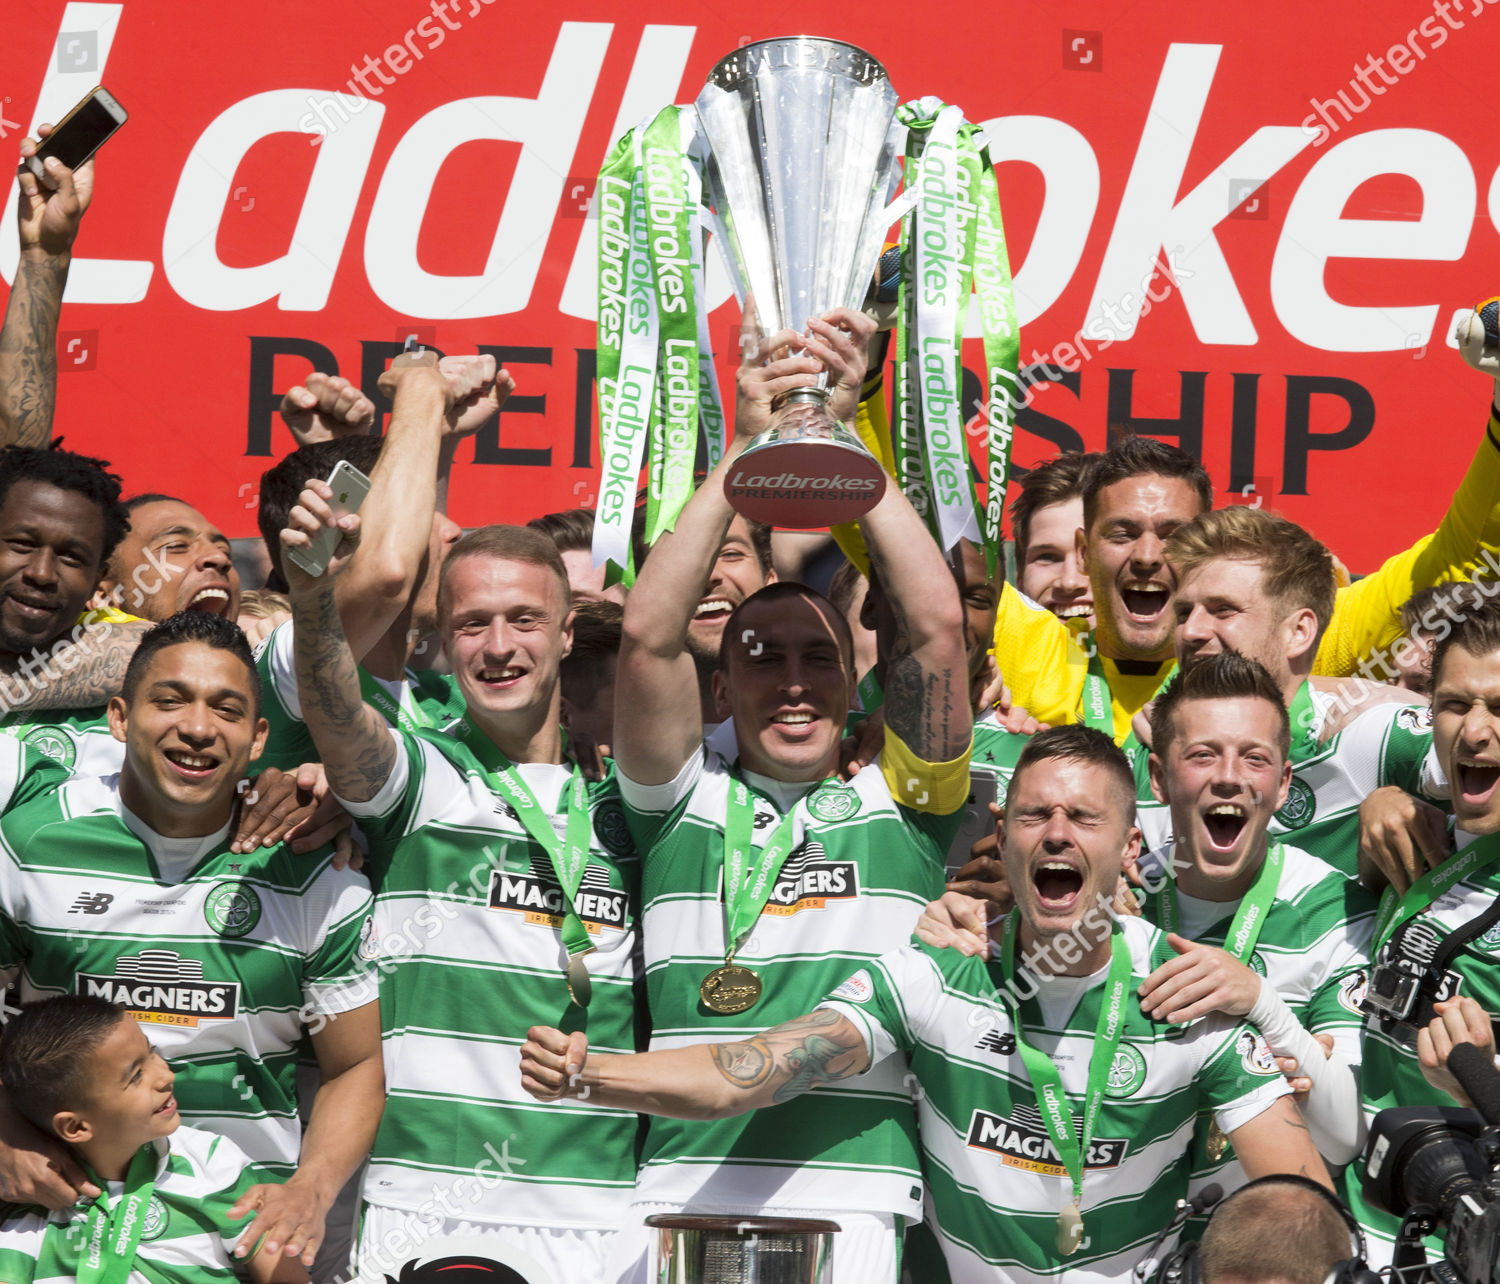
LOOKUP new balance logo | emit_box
[68,893,114,915]
[975,1028,1017,1056]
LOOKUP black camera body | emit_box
[1362,1106,1500,1283]
[1363,949,1462,1048]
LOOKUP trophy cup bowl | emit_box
[645,1214,840,1283]
[696,37,902,529]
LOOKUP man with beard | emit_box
[0,444,142,772]
[251,351,504,773]
[1344,595,1500,1264]
[523,726,1328,1282]
[100,495,243,624]
[605,307,970,1282]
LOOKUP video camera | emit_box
[1361,1093,1500,1282]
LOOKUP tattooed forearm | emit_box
[0,620,149,710]
[884,651,960,764]
[296,586,396,801]
[0,254,69,449]
[707,1009,869,1107]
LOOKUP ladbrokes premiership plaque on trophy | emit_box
[696,38,902,529]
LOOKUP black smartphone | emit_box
[20,86,127,179]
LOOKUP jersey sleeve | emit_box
[1300,879,1377,1055]
[991,582,1079,728]
[819,946,930,1071]
[192,1131,286,1258]
[1314,411,1500,677]
[0,1208,46,1284]
[1197,1018,1295,1135]
[252,621,317,773]
[0,739,67,817]
[300,864,378,1017]
[617,749,706,854]
[1343,703,1441,799]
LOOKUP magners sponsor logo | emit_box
[487,864,628,933]
[761,841,860,916]
[76,949,240,1027]
[966,1105,1128,1176]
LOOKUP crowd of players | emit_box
[4,123,1500,1284]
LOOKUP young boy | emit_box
[0,997,307,1284]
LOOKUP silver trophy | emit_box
[696,37,902,529]
[646,1214,840,1284]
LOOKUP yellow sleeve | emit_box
[830,396,897,573]
[880,721,972,816]
[992,582,1081,728]
[1314,411,1500,676]
[78,606,143,626]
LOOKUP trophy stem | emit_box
[774,385,830,411]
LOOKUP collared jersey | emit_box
[338,725,641,1229]
[824,917,1291,1283]
[618,723,969,1221]
[253,621,465,772]
[970,711,1029,805]
[0,777,374,1175]
[1133,690,1441,878]
[0,1126,278,1284]
[1346,829,1500,1263]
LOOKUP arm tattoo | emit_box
[884,651,958,765]
[0,621,150,711]
[0,255,68,449]
[709,1009,868,1105]
[297,587,396,801]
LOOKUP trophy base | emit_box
[725,400,887,529]
[646,1214,840,1284]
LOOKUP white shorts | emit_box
[606,1203,899,1284]
[353,1203,615,1284]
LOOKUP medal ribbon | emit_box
[721,776,832,957]
[1153,841,1284,960]
[999,916,1133,1214]
[1078,634,1175,752]
[77,1144,157,1284]
[1374,833,1500,952]
[464,729,596,966]
[357,669,432,737]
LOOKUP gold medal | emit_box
[566,952,593,1009]
[699,963,763,1014]
[1205,1120,1229,1162]
[1055,1202,1084,1256]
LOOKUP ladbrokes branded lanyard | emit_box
[1077,636,1175,753]
[77,1145,156,1284]
[464,727,596,1005]
[998,915,1132,1256]
[1373,832,1500,952]
[720,776,836,956]
[357,669,432,737]
[1152,841,1284,959]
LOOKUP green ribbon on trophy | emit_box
[593,106,722,586]
[892,97,1021,577]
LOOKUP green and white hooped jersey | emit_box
[1138,841,1374,1191]
[970,711,1029,805]
[0,777,375,1175]
[1346,829,1500,1266]
[0,705,122,777]
[1134,690,1441,879]
[823,917,1292,1284]
[619,729,964,1221]
[0,1126,277,1284]
[0,734,69,815]
[339,726,641,1230]
[253,621,465,773]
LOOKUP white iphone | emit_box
[285,460,372,579]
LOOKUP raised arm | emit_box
[280,485,397,802]
[859,475,971,764]
[520,1008,871,1120]
[319,354,505,662]
[0,128,92,448]
[614,314,864,785]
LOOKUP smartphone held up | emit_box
[18,86,127,180]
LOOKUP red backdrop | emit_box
[4,0,1499,568]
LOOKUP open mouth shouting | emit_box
[1118,579,1170,623]
[692,597,734,628]
[1032,858,1085,912]
[1202,802,1249,853]
[185,585,232,615]
[163,748,219,782]
[1456,757,1500,811]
